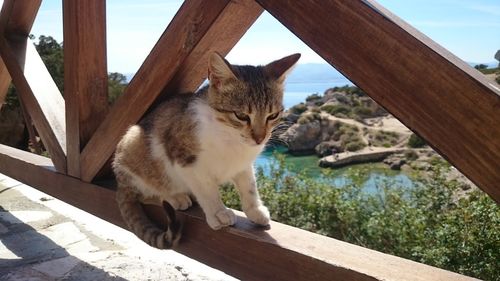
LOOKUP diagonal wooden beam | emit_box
[256,0,500,203]
[0,0,40,110]
[0,0,66,173]
[80,0,262,182]
[0,38,66,173]
[0,0,40,36]
[160,0,263,97]
[63,0,108,178]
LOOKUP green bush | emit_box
[329,85,366,97]
[353,106,373,118]
[221,158,499,280]
[323,104,350,117]
[404,150,419,161]
[370,130,400,147]
[297,112,321,124]
[290,103,308,115]
[408,133,426,148]
[345,140,366,151]
[306,93,322,102]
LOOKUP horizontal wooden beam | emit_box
[0,144,477,281]
[63,0,108,178]
[0,144,121,226]
[257,0,500,203]
[80,0,240,182]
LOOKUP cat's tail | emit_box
[116,185,182,249]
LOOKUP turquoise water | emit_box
[255,147,416,193]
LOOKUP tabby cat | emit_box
[112,52,300,248]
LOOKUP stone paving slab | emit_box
[0,174,237,281]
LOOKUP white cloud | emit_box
[468,4,500,16]
[410,20,500,28]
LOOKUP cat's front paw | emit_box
[206,208,237,230]
[245,205,270,226]
[166,193,192,211]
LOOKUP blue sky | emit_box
[32,0,500,73]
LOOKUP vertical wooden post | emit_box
[63,0,108,178]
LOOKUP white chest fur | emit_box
[192,101,263,183]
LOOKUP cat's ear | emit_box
[264,53,301,84]
[208,52,237,90]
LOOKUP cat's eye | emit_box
[267,111,280,121]
[233,112,250,122]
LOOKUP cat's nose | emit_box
[252,134,266,145]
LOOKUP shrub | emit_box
[345,140,366,151]
[370,130,400,147]
[221,158,499,280]
[290,103,307,115]
[323,104,350,117]
[408,133,426,148]
[404,150,419,161]
[306,93,322,102]
[353,106,373,118]
[297,112,321,124]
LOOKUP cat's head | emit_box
[207,52,300,146]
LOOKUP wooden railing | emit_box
[0,0,497,280]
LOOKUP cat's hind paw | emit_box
[206,208,236,230]
[245,205,270,226]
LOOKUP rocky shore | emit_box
[278,85,433,171]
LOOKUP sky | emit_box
[31,0,500,74]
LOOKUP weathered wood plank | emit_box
[0,0,40,110]
[160,0,263,97]
[80,0,259,182]
[0,38,66,173]
[0,144,477,281]
[256,0,500,202]
[63,0,108,178]
[0,56,10,110]
[19,100,43,154]
[1,0,40,37]
[0,0,65,171]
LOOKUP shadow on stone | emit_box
[0,205,127,280]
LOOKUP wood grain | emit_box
[0,0,65,171]
[63,0,108,178]
[0,144,477,281]
[80,0,258,182]
[0,38,66,173]
[0,56,10,110]
[1,0,40,37]
[159,0,263,99]
[257,0,500,202]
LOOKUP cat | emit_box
[112,52,300,249]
